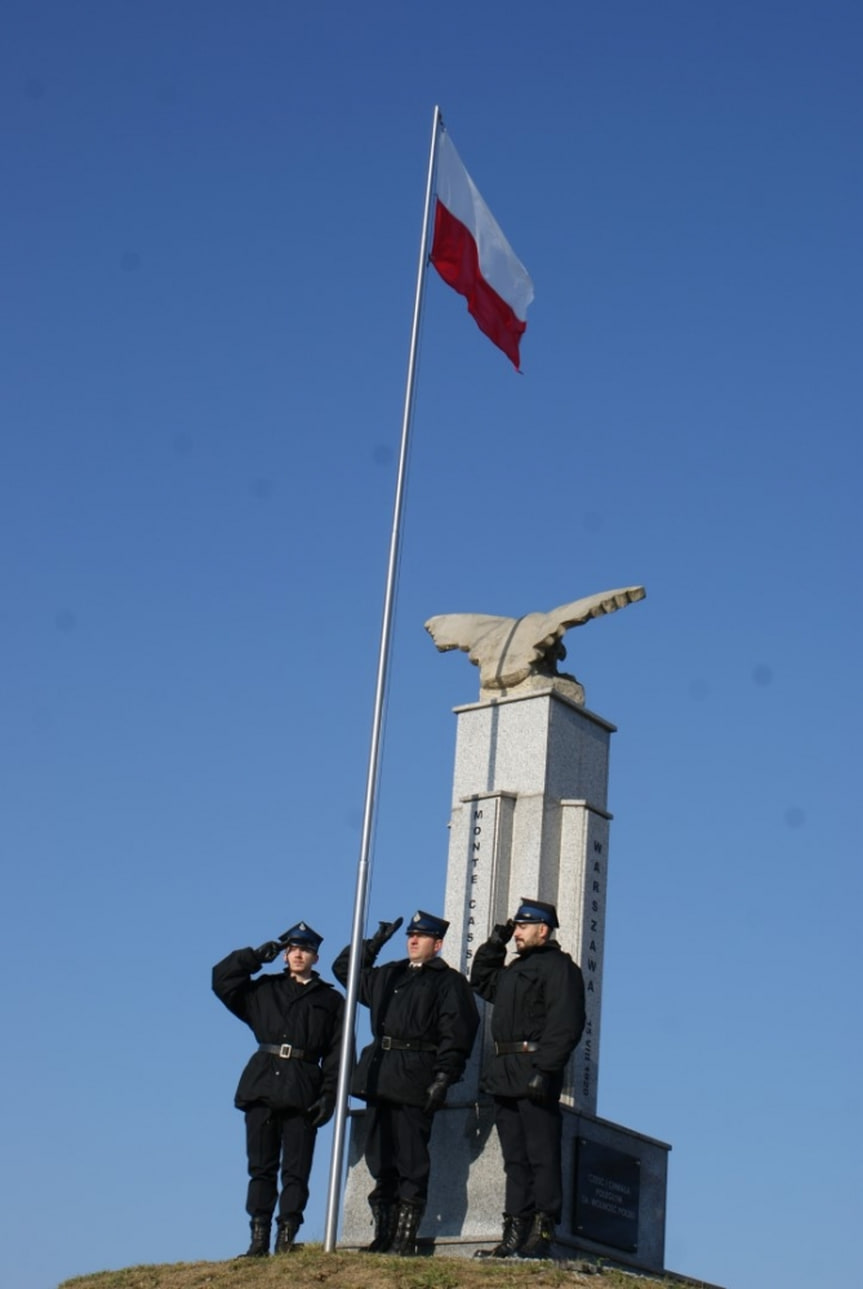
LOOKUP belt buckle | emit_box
[278,1043,293,1059]
[381,1036,392,1051]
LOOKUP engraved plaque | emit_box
[574,1138,640,1252]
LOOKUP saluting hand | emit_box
[254,940,283,965]
[490,919,516,948]
[367,916,404,958]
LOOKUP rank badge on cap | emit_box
[406,910,449,938]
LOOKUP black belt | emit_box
[379,1036,437,1052]
[494,1040,539,1056]
[258,1043,321,1062]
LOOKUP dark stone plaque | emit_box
[573,1138,640,1252]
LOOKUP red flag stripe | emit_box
[430,199,527,370]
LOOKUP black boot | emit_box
[239,1216,270,1257]
[362,1200,397,1253]
[519,1210,555,1259]
[274,1216,300,1254]
[474,1213,531,1258]
[388,1200,423,1257]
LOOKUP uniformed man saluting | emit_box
[470,898,586,1260]
[333,910,479,1257]
[212,922,344,1258]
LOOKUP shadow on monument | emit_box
[422,1099,496,1244]
[342,1100,496,1248]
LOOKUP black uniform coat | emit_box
[332,948,479,1109]
[470,938,585,1098]
[213,946,344,1112]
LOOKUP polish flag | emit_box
[430,130,534,370]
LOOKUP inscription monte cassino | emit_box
[464,804,483,963]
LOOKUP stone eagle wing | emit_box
[426,612,562,689]
[530,586,646,651]
[424,614,513,664]
[426,588,645,691]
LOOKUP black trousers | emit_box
[244,1103,316,1225]
[365,1100,433,1207]
[493,1094,563,1221]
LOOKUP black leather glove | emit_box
[423,1073,449,1115]
[366,916,404,960]
[254,940,283,965]
[490,919,516,948]
[526,1071,550,1102]
[306,1093,335,1128]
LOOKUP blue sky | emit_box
[1,3,861,1287]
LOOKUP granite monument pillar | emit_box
[339,589,669,1271]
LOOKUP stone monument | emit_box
[339,586,670,1273]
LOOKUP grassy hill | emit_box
[57,1245,713,1289]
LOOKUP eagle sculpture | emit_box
[425,586,645,695]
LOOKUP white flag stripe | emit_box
[435,131,535,321]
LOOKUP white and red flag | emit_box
[430,129,534,370]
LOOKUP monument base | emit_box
[340,1102,670,1274]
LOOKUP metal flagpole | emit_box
[322,103,442,1252]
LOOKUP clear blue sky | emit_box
[2,4,860,1288]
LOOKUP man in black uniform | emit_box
[333,910,479,1256]
[470,898,585,1260]
[212,921,344,1258]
